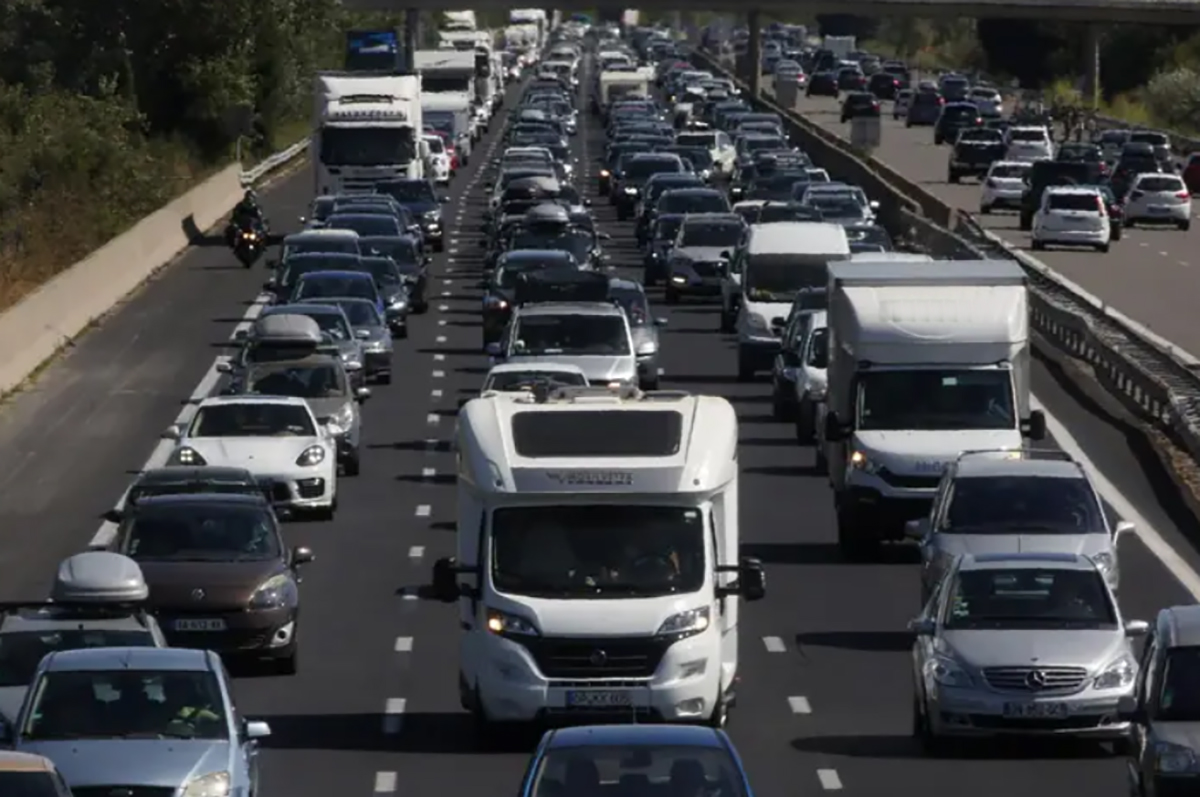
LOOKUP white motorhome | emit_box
[597,67,654,112]
[430,386,765,732]
[730,222,850,380]
[442,10,476,31]
[510,9,548,51]
[821,260,1046,559]
[312,73,423,194]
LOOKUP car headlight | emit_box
[636,340,658,356]
[600,169,610,177]
[364,338,387,352]
[656,607,710,639]
[1156,743,1199,773]
[173,446,206,466]
[486,608,539,636]
[624,186,638,193]
[1093,654,1136,690]
[389,296,407,311]
[249,573,299,610]
[424,210,441,222]
[849,450,880,474]
[924,655,971,688]
[183,772,231,797]
[1091,551,1115,573]
[333,402,354,429]
[296,445,326,467]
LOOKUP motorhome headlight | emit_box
[656,607,710,639]
[296,445,326,467]
[849,450,880,474]
[1093,654,1136,690]
[173,446,206,466]
[486,608,539,636]
[1156,743,1199,773]
[636,340,658,356]
[249,574,298,610]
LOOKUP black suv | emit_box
[1019,160,1107,230]
[933,102,982,145]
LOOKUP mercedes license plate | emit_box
[567,690,633,708]
[1003,701,1067,718]
[173,618,226,632]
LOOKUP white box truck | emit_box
[312,73,423,195]
[821,260,1046,560]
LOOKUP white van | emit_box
[430,386,765,737]
[735,222,850,381]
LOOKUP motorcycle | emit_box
[232,224,266,268]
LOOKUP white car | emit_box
[979,160,1033,213]
[1031,186,1111,253]
[481,363,588,394]
[791,310,828,444]
[165,395,338,519]
[1123,172,1192,230]
[968,87,1003,117]
[892,89,913,120]
[423,135,452,185]
[1004,125,1054,162]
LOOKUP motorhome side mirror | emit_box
[291,546,314,565]
[101,508,123,524]
[1125,619,1150,637]
[355,329,370,339]
[738,556,766,600]
[1024,409,1046,440]
[431,557,461,602]
[1117,695,1146,723]
[823,412,846,442]
[1114,520,1135,539]
[485,342,503,357]
[355,387,371,401]
[907,617,935,636]
[904,518,929,540]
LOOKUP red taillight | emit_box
[938,97,945,104]
[1178,190,1190,199]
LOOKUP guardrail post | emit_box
[404,10,419,73]
[748,11,762,97]
[1082,23,1101,109]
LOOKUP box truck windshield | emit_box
[856,368,1016,431]
[319,127,415,167]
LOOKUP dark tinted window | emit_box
[944,568,1116,629]
[0,628,156,688]
[625,157,682,178]
[1159,647,1200,721]
[945,475,1103,532]
[511,410,683,457]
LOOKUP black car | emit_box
[843,223,894,252]
[868,72,902,100]
[840,92,880,123]
[636,173,704,246]
[643,213,686,286]
[267,252,361,303]
[481,250,577,346]
[1019,160,1107,230]
[754,202,824,224]
[836,68,866,92]
[357,235,428,312]
[933,102,983,145]
[612,153,686,220]
[598,143,650,196]
[805,71,838,97]
[947,127,1006,182]
[376,179,449,251]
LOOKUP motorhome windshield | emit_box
[320,127,416,166]
[491,505,706,598]
[744,254,828,298]
[856,368,1016,431]
[422,75,472,93]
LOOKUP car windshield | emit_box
[497,259,562,287]
[485,369,587,391]
[677,132,716,147]
[626,158,681,178]
[331,299,383,327]
[1010,129,1046,142]
[610,287,651,327]
[530,744,747,797]
[681,222,741,248]
[282,238,357,259]
[659,193,729,215]
[515,314,629,355]
[23,669,229,740]
[857,369,1015,430]
[247,364,346,399]
[0,628,156,688]
[1158,647,1200,721]
[744,137,785,153]
[189,402,316,437]
[361,258,402,287]
[492,506,706,598]
[282,257,359,285]
[296,276,377,302]
[381,181,436,203]
[744,255,828,299]
[361,239,419,267]
[1137,176,1185,192]
[991,163,1031,179]
[759,204,822,223]
[943,568,1117,630]
[944,475,1104,533]
[120,504,281,562]
[282,310,350,340]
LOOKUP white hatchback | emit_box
[980,161,1032,213]
[423,135,452,185]
[1032,186,1111,253]
[1124,172,1192,230]
[969,87,1003,117]
[1005,125,1054,162]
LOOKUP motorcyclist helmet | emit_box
[243,189,258,207]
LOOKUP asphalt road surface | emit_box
[0,62,1199,797]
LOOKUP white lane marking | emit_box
[788,696,812,714]
[439,305,449,312]
[431,389,443,398]
[436,336,447,343]
[394,637,413,652]
[658,367,665,376]
[415,505,431,517]
[438,319,447,326]
[89,293,271,548]
[422,467,436,478]
[382,698,406,734]
[434,354,445,361]
[433,370,445,378]
[374,772,397,793]
[816,770,841,790]
[442,291,452,297]
[449,248,459,255]
[426,413,440,425]
[409,546,424,559]
[763,636,786,652]
[1035,396,1200,599]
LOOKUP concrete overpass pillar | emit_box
[404,10,419,73]
[1082,24,1101,109]
[748,11,762,97]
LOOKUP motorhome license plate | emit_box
[567,690,633,708]
[173,618,226,632]
[1003,701,1067,718]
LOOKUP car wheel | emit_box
[795,397,814,442]
[274,646,298,676]
[378,372,392,385]
[1031,239,1045,250]
[434,240,445,252]
[393,325,408,339]
[664,288,679,305]
[980,204,991,214]
[1179,220,1191,231]
[1097,243,1110,253]
[343,449,361,477]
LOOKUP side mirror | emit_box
[262,281,274,291]
[101,508,123,524]
[244,720,271,740]
[161,425,182,440]
[1023,409,1046,440]
[904,518,929,540]
[485,342,502,357]
[907,617,935,636]
[770,316,786,332]
[738,556,766,600]
[355,329,370,339]
[431,556,461,603]
[823,411,845,442]
[1114,520,1135,540]
[1124,619,1150,637]
[655,317,668,327]
[232,329,247,341]
[215,361,233,374]
[1117,695,1146,724]
[355,387,371,401]
[291,546,315,565]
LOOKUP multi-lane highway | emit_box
[790,90,1200,355]
[2,54,1200,797]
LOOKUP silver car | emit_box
[487,302,638,386]
[910,552,1146,751]
[307,297,393,384]
[8,647,270,796]
[609,278,666,390]
[908,449,1129,600]
[665,213,745,304]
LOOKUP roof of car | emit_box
[548,724,727,748]
[198,394,310,408]
[954,451,1084,480]
[518,302,624,317]
[296,270,376,280]
[41,646,215,672]
[134,466,254,484]
[265,303,344,317]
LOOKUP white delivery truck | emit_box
[430,386,765,734]
[510,9,548,50]
[823,35,856,59]
[597,67,654,115]
[415,50,478,149]
[442,10,476,31]
[821,260,1046,560]
[421,92,473,166]
[731,222,851,380]
[312,73,423,195]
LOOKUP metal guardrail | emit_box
[239,139,310,186]
[690,46,1200,464]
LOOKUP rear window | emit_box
[511,410,683,457]
[1048,193,1102,211]
[943,106,976,119]
[1130,131,1169,146]
[1137,176,1184,192]
[991,163,1030,178]
[1010,129,1046,142]
[913,93,940,106]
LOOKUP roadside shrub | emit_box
[1143,67,1200,134]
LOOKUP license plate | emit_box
[1003,701,1067,718]
[173,618,226,632]
[1149,205,1169,213]
[567,690,633,708]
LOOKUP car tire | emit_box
[795,397,814,442]
[1097,243,1110,253]
[736,354,755,382]
[378,372,392,385]
[664,288,679,305]
[1031,239,1045,250]
[274,647,298,676]
[434,240,445,252]
[1179,220,1191,231]
[344,449,361,477]
[980,204,991,214]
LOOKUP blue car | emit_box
[290,270,387,322]
[519,726,752,797]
